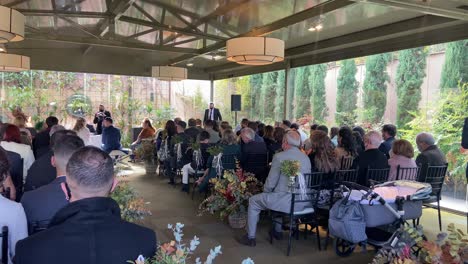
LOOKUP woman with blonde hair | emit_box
[388,139,417,181]
[73,117,91,145]
[13,116,32,145]
[308,130,339,174]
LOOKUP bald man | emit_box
[238,131,311,247]
[357,131,389,186]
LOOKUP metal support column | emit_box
[283,61,291,120]
[210,76,214,103]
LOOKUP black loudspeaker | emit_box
[231,94,241,111]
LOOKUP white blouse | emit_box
[0,195,28,264]
[76,127,91,145]
[0,141,35,180]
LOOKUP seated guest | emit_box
[195,119,203,131]
[33,116,58,159]
[238,131,311,246]
[379,124,397,159]
[308,130,339,173]
[185,118,200,142]
[257,123,265,137]
[130,119,155,150]
[267,127,285,161]
[353,131,365,156]
[317,125,328,134]
[357,131,389,185]
[219,121,230,137]
[335,126,358,169]
[24,130,77,191]
[303,124,318,151]
[263,125,275,146]
[280,120,291,130]
[388,139,417,181]
[290,123,308,144]
[0,149,28,264]
[247,122,264,143]
[353,126,366,139]
[21,135,84,233]
[1,124,35,179]
[168,121,190,185]
[204,120,220,144]
[196,129,241,193]
[101,117,121,153]
[1,146,22,201]
[415,132,447,182]
[72,117,91,145]
[236,118,250,135]
[330,127,339,147]
[14,147,156,264]
[181,131,211,193]
[13,116,32,146]
[240,128,268,178]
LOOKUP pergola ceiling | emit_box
[2,0,468,80]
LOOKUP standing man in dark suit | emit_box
[93,104,111,135]
[21,135,84,234]
[32,116,58,159]
[101,117,121,153]
[14,146,157,264]
[203,103,222,123]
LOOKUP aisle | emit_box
[125,169,374,264]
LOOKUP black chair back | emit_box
[29,220,49,235]
[366,167,390,186]
[1,226,8,264]
[340,156,355,170]
[242,153,269,182]
[424,164,448,198]
[335,168,359,183]
[396,165,420,181]
[289,172,325,214]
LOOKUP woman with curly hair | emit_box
[308,130,339,174]
[335,126,358,169]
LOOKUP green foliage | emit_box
[336,59,358,126]
[396,47,428,128]
[280,160,301,177]
[110,181,151,223]
[249,74,263,119]
[293,67,311,119]
[236,76,252,117]
[260,71,278,121]
[309,64,328,123]
[274,71,285,121]
[440,40,468,91]
[154,105,175,127]
[192,86,207,116]
[362,53,391,123]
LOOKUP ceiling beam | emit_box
[17,9,109,18]
[3,0,30,7]
[359,0,468,21]
[118,16,227,42]
[125,28,158,39]
[57,16,101,39]
[131,2,159,24]
[166,0,354,66]
[95,0,135,38]
[25,33,200,54]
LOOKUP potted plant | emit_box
[110,180,151,223]
[135,139,157,176]
[199,166,263,229]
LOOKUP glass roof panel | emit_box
[123,3,163,22]
[148,0,222,16]
[0,0,53,9]
[60,0,107,12]
[268,2,421,48]
[115,20,153,38]
[26,16,54,29]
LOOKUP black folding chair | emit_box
[1,226,8,264]
[340,156,355,170]
[417,164,448,231]
[242,153,269,182]
[396,165,420,181]
[335,168,359,183]
[270,172,324,256]
[366,167,390,186]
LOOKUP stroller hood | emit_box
[374,180,432,201]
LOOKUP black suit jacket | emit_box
[15,197,156,264]
[21,176,68,232]
[357,149,389,186]
[462,118,468,149]
[4,149,23,201]
[416,145,447,182]
[32,129,51,159]
[23,150,56,191]
[203,108,222,122]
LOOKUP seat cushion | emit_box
[294,207,314,215]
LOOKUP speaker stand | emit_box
[234,111,238,127]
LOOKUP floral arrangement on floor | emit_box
[128,223,255,264]
[198,167,263,220]
[110,180,152,223]
[372,224,468,264]
[135,139,156,163]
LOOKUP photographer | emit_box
[93,105,111,135]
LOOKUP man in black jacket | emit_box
[416,132,447,182]
[203,103,222,123]
[24,130,77,192]
[21,135,84,234]
[379,124,397,159]
[93,104,111,135]
[32,116,58,159]
[185,118,200,142]
[15,146,156,264]
[358,131,389,186]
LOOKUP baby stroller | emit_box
[329,180,432,257]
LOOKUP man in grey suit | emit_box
[238,131,311,246]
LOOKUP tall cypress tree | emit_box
[249,73,263,118]
[287,69,295,120]
[396,47,428,128]
[293,67,311,119]
[362,53,391,124]
[336,59,358,126]
[274,71,285,121]
[309,64,328,123]
[261,71,278,121]
[440,40,468,91]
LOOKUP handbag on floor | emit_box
[329,197,367,243]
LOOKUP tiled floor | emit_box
[124,166,467,264]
